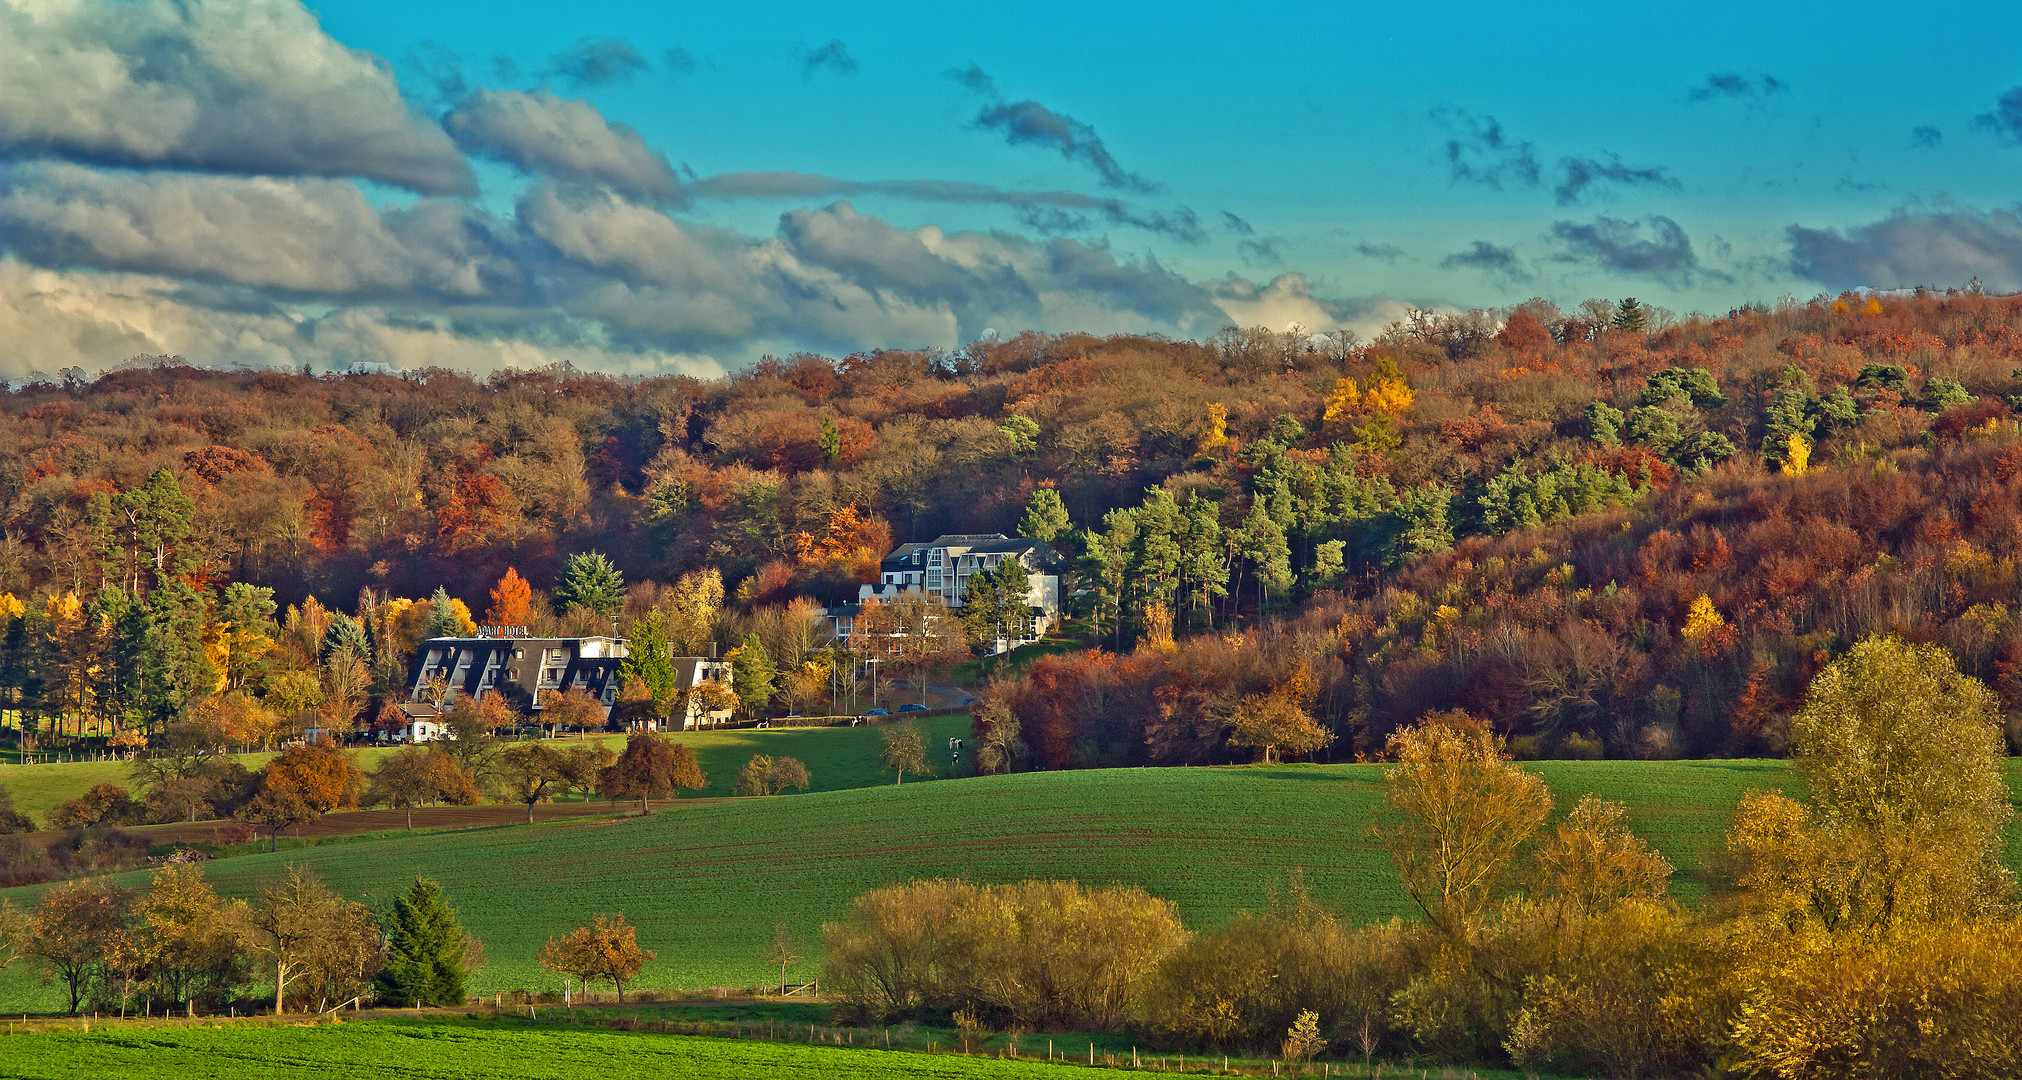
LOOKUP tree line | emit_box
[8,290,2022,759]
[835,635,2022,1078]
[1,730,808,887]
[0,864,656,1017]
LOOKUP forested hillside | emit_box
[5,289,2022,759]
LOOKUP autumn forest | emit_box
[4,290,2022,766]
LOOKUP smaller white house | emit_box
[669,655,736,729]
[378,703,449,743]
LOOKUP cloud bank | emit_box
[0,0,471,194]
[1789,206,2022,292]
[0,0,1424,377]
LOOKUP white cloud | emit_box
[0,0,472,194]
[0,163,519,297]
[445,90,682,201]
[0,257,726,378]
[1205,272,1421,338]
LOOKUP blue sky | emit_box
[3,0,2021,374]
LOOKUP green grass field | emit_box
[4,757,2017,1014]
[3,760,1818,994]
[0,716,974,820]
[0,1016,1102,1080]
[0,1011,1555,1079]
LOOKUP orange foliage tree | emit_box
[485,567,535,627]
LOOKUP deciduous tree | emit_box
[880,724,929,785]
[130,863,244,1014]
[483,568,534,627]
[734,754,811,796]
[500,742,568,823]
[1377,710,1551,949]
[237,864,380,1015]
[24,878,132,1014]
[539,914,654,1002]
[596,733,705,812]
[366,747,480,829]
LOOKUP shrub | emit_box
[822,879,1184,1030]
[1726,922,2022,1080]
[1133,896,1408,1051]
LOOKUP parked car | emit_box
[864,708,891,717]
[899,703,928,713]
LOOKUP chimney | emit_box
[709,640,718,659]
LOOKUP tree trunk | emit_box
[274,962,289,1015]
[527,802,535,824]
[406,807,414,830]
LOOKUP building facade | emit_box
[403,634,629,716]
[667,655,735,729]
[827,533,1063,652]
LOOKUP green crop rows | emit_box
[0,1016,1105,1080]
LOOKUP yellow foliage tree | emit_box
[1321,377,1362,429]
[1781,433,1811,477]
[1199,402,1229,454]
[1680,594,1724,644]
[1365,358,1415,416]
[1377,710,1551,949]
[1140,599,1177,654]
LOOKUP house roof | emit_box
[878,534,1062,571]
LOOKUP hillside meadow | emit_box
[4,757,2017,1012]
[0,1010,1566,1079]
[0,715,974,821]
[0,1015,1123,1080]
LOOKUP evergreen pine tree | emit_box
[323,612,371,659]
[1018,488,1070,542]
[730,633,775,716]
[424,587,462,639]
[619,612,678,713]
[140,577,215,725]
[376,877,470,1008]
[554,552,626,618]
[1238,503,1292,611]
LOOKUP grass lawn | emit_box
[0,1015,1110,1080]
[2,760,1821,994]
[0,1011,1561,1079]
[3,758,2016,1014]
[0,715,974,821]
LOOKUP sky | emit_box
[5,0,2022,378]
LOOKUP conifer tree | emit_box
[1611,297,1647,333]
[424,587,462,639]
[619,612,677,713]
[141,577,215,725]
[1019,488,1070,541]
[554,552,625,618]
[730,633,774,716]
[322,612,371,659]
[376,877,471,1008]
